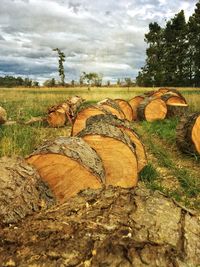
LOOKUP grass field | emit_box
[0,86,200,209]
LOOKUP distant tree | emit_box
[71,80,75,87]
[43,78,56,87]
[107,80,111,87]
[81,72,103,87]
[23,77,32,87]
[53,48,65,85]
[32,81,39,87]
[117,78,121,86]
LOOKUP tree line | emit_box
[136,1,200,87]
[0,76,39,88]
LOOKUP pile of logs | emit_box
[129,87,188,122]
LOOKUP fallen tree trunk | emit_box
[86,114,147,172]
[71,105,110,136]
[176,112,200,156]
[161,93,187,105]
[0,157,56,225]
[78,122,138,188]
[129,95,145,120]
[0,107,7,125]
[98,98,125,119]
[137,98,167,122]
[166,103,188,118]
[26,137,105,202]
[0,185,199,267]
[114,99,133,121]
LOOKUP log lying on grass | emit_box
[71,105,110,136]
[114,99,133,121]
[0,106,7,124]
[98,98,125,119]
[26,137,105,202]
[137,98,167,122]
[176,112,200,156]
[78,122,138,187]
[0,157,55,225]
[166,103,188,118]
[86,114,147,172]
[129,95,145,120]
[161,93,187,105]
[0,186,199,266]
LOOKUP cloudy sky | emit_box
[0,0,197,83]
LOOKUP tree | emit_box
[53,48,66,86]
[43,78,56,87]
[81,72,103,87]
[188,1,200,86]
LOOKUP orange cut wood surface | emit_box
[115,99,133,121]
[72,107,105,136]
[82,135,138,188]
[100,104,125,119]
[47,110,66,127]
[27,154,101,202]
[165,96,186,105]
[191,116,200,154]
[145,99,167,122]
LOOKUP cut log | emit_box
[0,186,199,266]
[26,137,104,202]
[86,114,147,172]
[129,95,145,120]
[47,96,84,128]
[0,157,56,225]
[71,105,110,136]
[0,106,7,124]
[166,103,188,118]
[176,112,200,156]
[137,98,167,122]
[78,122,138,187]
[98,98,125,119]
[161,93,187,105]
[114,99,133,121]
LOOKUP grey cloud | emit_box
[0,0,197,82]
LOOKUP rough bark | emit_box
[166,104,189,118]
[0,185,199,267]
[137,98,167,122]
[26,137,105,202]
[129,96,145,120]
[71,105,110,136]
[0,107,7,124]
[0,157,56,225]
[176,112,200,156]
[114,99,133,121]
[85,114,147,172]
[78,121,138,188]
[98,98,125,119]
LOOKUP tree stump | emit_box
[137,98,167,122]
[0,186,199,266]
[0,157,56,225]
[0,107,7,125]
[71,105,110,136]
[86,114,147,172]
[78,122,138,188]
[129,95,145,120]
[26,137,105,202]
[114,99,133,121]
[176,112,200,156]
[97,98,125,119]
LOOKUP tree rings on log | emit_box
[166,103,188,118]
[86,114,147,172]
[97,98,125,119]
[129,95,145,120]
[0,157,56,225]
[78,122,138,188]
[161,93,187,105]
[176,112,200,156]
[114,99,133,121]
[71,105,110,136]
[137,98,167,122]
[0,106,7,124]
[47,104,67,127]
[26,137,105,202]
